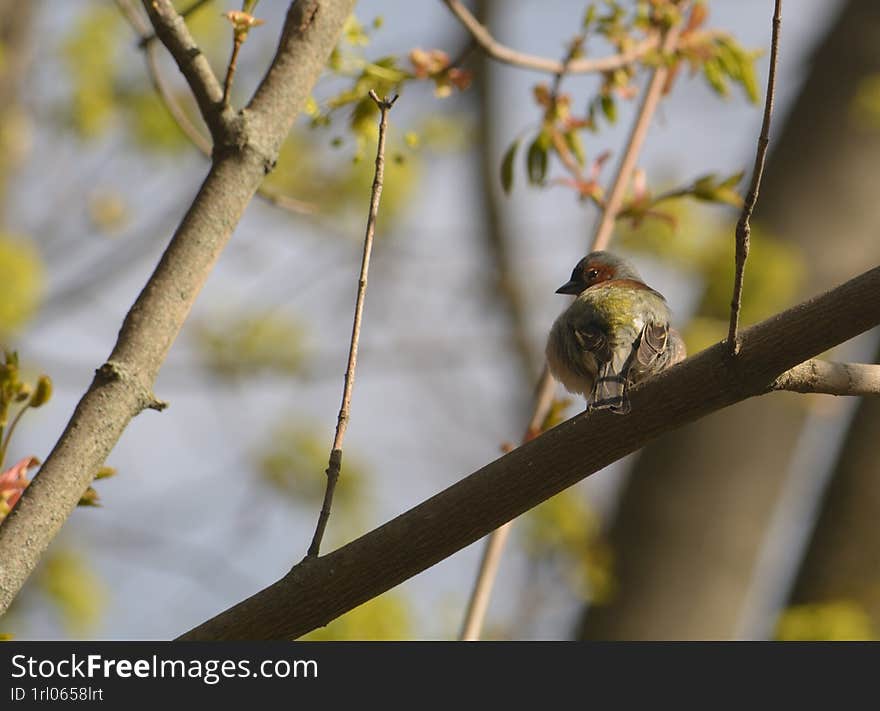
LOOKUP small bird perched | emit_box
[546,251,686,414]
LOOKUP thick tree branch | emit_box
[771,360,880,396]
[141,0,229,140]
[727,0,782,353]
[0,0,356,616]
[180,266,880,640]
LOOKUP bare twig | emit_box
[460,517,513,639]
[458,7,689,642]
[727,0,782,355]
[181,266,880,640]
[221,8,264,107]
[307,91,398,558]
[771,360,880,396]
[442,0,719,77]
[222,37,244,107]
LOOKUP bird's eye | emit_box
[586,268,600,280]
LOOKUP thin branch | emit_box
[220,9,265,107]
[460,517,513,640]
[592,17,685,251]
[458,6,689,641]
[141,0,228,139]
[727,0,782,354]
[459,366,554,640]
[443,0,657,75]
[771,360,880,397]
[223,35,244,107]
[442,0,719,77]
[0,0,357,616]
[307,91,398,558]
[181,265,880,640]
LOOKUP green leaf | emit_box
[739,54,760,103]
[600,94,617,124]
[526,136,548,186]
[721,171,745,189]
[691,172,744,207]
[702,57,729,97]
[582,3,597,28]
[0,234,44,338]
[500,139,519,194]
[564,131,586,167]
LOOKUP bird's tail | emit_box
[589,342,637,415]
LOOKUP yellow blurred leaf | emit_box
[62,5,120,137]
[38,550,107,634]
[303,592,410,640]
[0,234,44,337]
[195,311,309,379]
[520,489,615,604]
[776,600,874,641]
[88,192,129,234]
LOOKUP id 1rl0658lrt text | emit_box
[10,686,104,702]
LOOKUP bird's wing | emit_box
[572,323,611,363]
[634,320,670,372]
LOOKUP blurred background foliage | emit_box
[0,235,43,338]
[0,0,876,641]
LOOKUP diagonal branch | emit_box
[307,91,397,558]
[141,0,228,139]
[0,0,357,616]
[727,0,782,354]
[180,265,880,640]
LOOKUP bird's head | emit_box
[554,251,644,295]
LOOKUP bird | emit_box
[545,251,686,414]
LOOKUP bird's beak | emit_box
[555,280,583,295]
